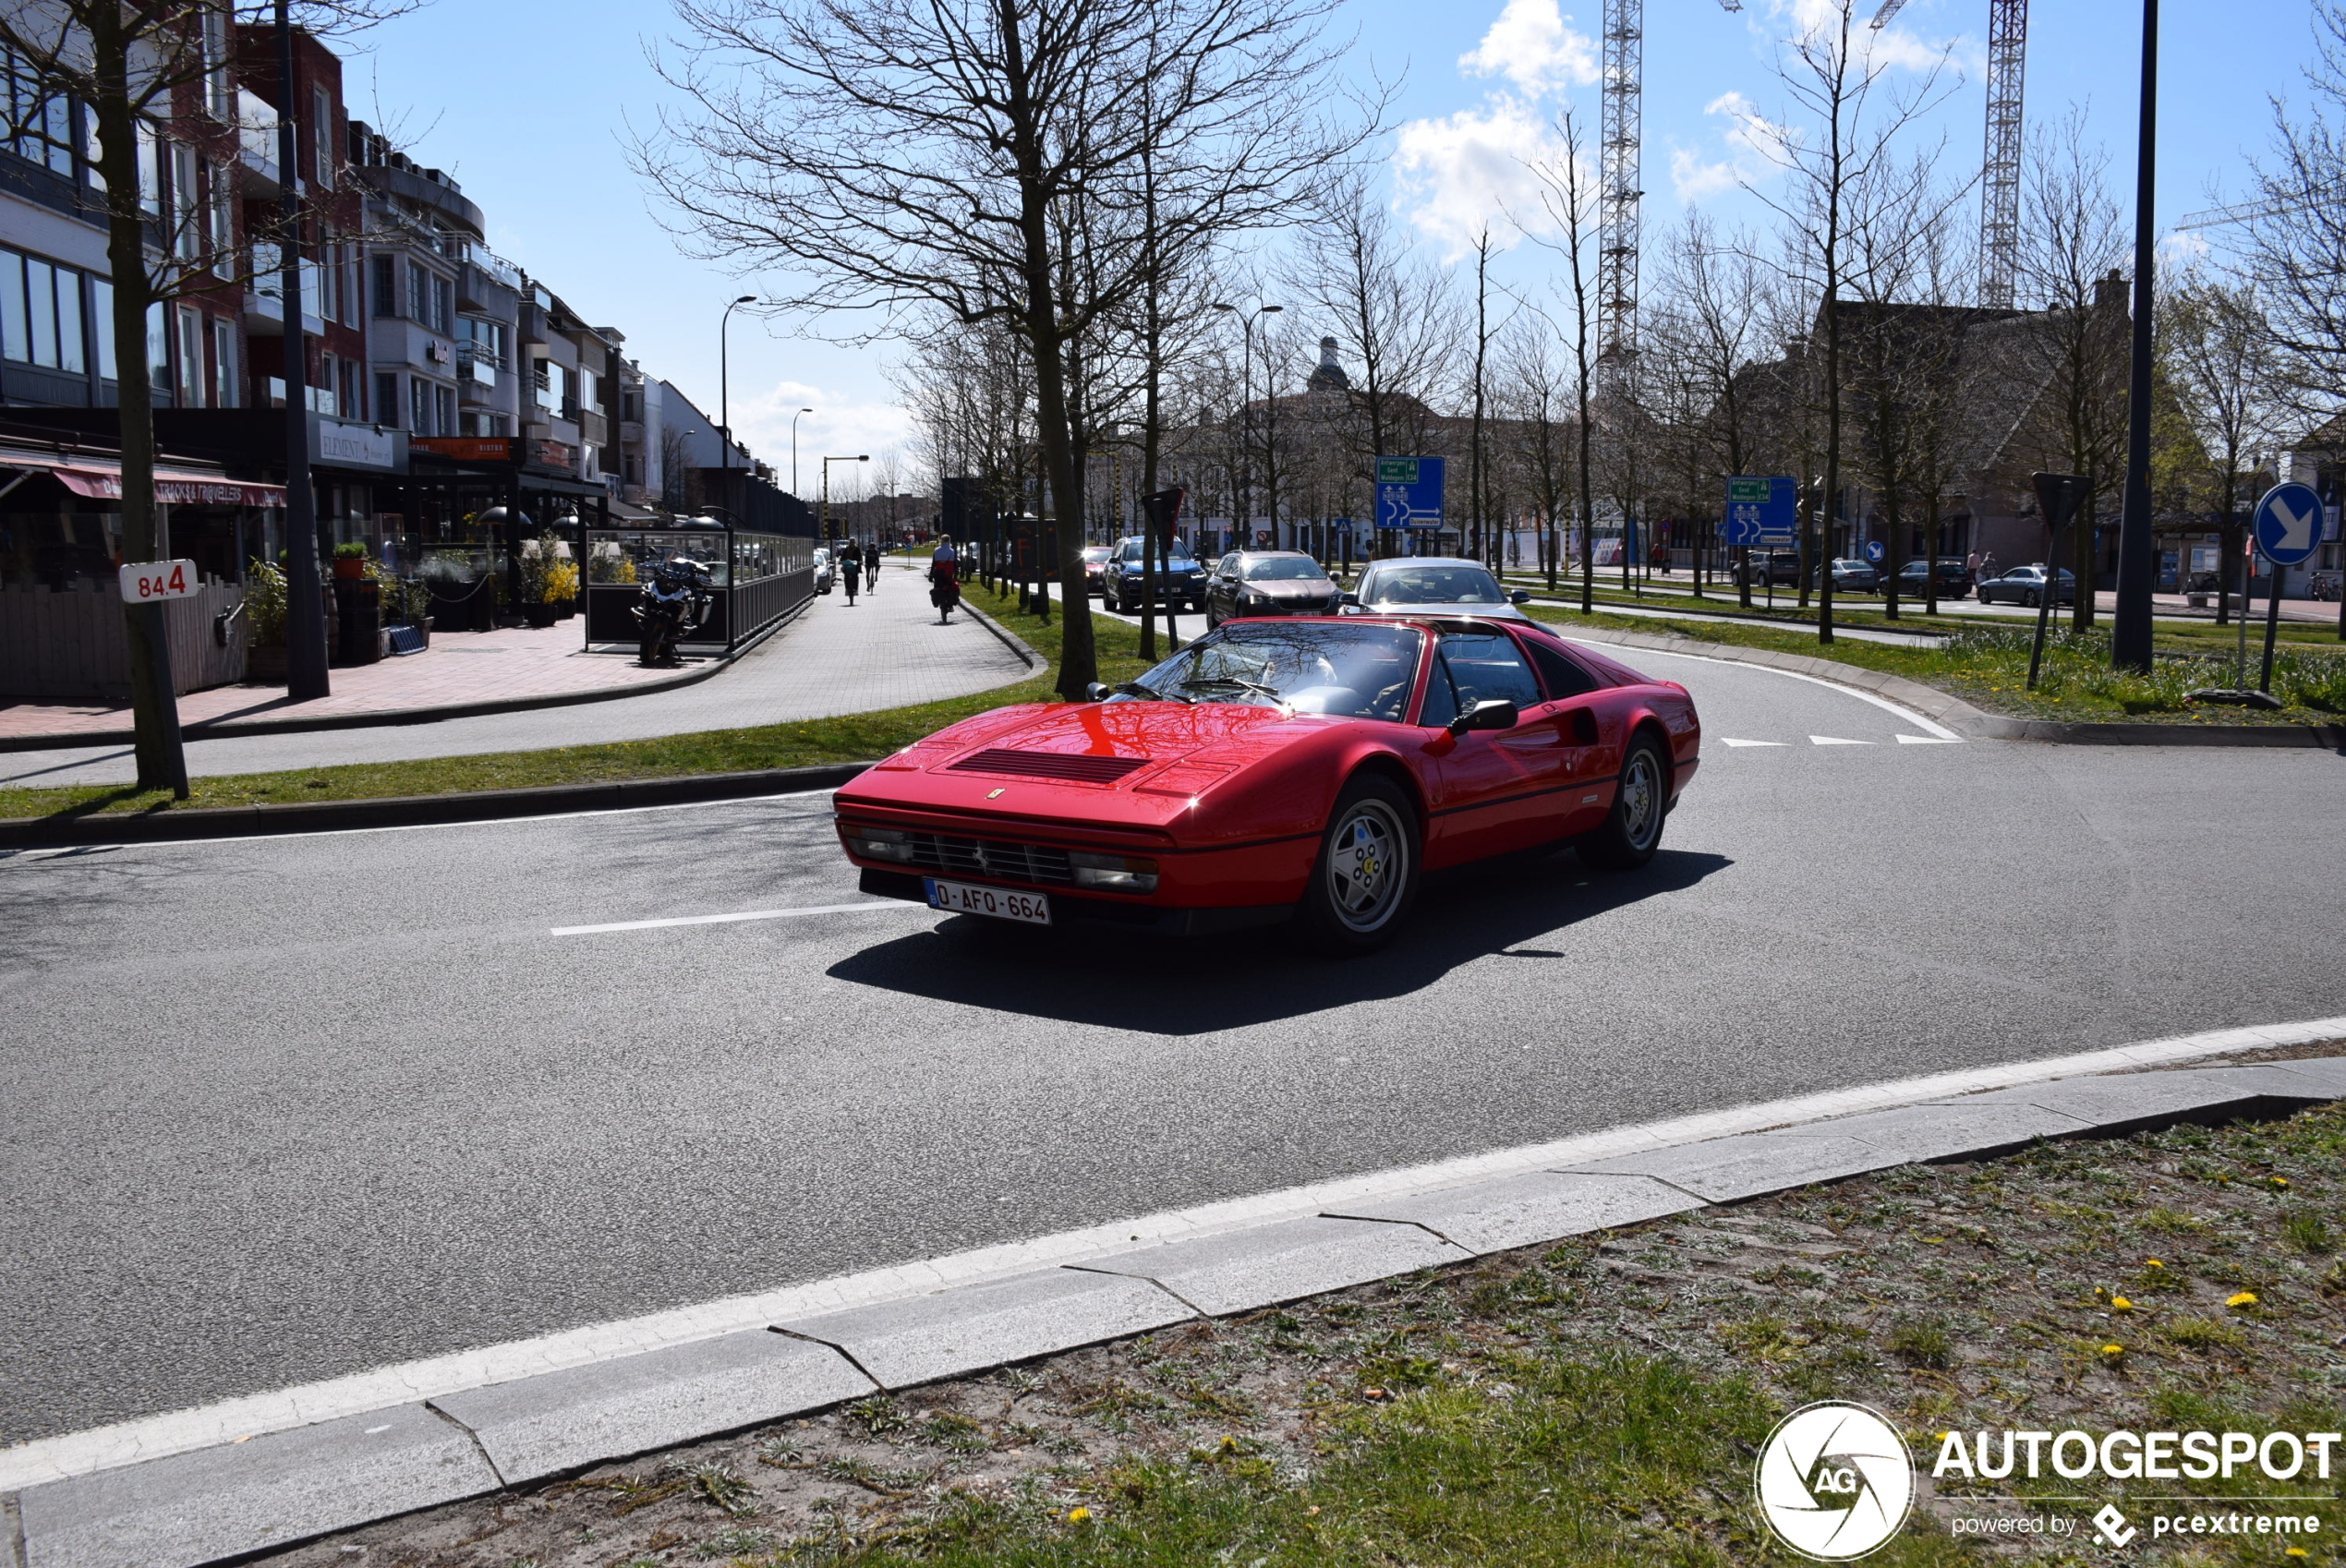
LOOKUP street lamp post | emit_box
[2111,0,2160,671]
[792,406,814,496]
[1212,301,1281,552]
[822,454,869,549]
[720,296,756,513]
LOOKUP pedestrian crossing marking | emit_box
[1894,734,1963,744]
[1808,735,1872,745]
[1721,738,1789,747]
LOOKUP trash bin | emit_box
[334,579,382,666]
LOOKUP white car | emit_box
[1343,557,1533,620]
[813,548,835,595]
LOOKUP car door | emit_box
[1417,630,1568,866]
[1518,634,1620,838]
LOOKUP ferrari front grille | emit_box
[947,748,1149,785]
[907,832,1075,886]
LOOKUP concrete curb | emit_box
[15,1042,2344,1568]
[0,761,874,849]
[956,601,1041,670]
[0,597,814,755]
[1551,620,2346,748]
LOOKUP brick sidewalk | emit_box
[1,565,1034,786]
[0,622,694,742]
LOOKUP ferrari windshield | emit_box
[1117,622,1423,720]
[1362,564,1506,604]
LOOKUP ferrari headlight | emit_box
[1068,850,1159,893]
[845,825,916,862]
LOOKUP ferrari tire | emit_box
[1297,774,1421,955]
[1578,734,1669,871]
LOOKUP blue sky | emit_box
[350,0,2309,495]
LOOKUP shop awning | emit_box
[0,449,286,508]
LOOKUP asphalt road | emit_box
[7,648,2346,1446]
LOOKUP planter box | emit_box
[429,581,497,633]
[246,645,288,684]
[332,558,367,582]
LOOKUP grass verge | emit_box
[0,585,1150,823]
[1526,601,2346,725]
[264,1063,2346,1566]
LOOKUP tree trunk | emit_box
[91,36,187,797]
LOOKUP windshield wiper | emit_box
[1179,678,1288,707]
[1113,680,1191,704]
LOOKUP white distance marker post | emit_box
[118,560,201,604]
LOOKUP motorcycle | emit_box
[635,556,713,667]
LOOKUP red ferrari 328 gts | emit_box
[834,615,1701,952]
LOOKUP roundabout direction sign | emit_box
[1375,455,1445,532]
[2251,479,2327,694]
[2254,480,2324,568]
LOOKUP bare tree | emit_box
[1646,212,1779,607]
[0,0,410,791]
[2159,265,2285,627]
[1285,168,1457,554]
[1523,108,1602,613]
[2010,110,2131,631]
[1736,0,1953,644]
[2242,0,2346,419]
[642,0,1372,696]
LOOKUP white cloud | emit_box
[1392,99,1569,257]
[1771,0,1977,78]
[1667,90,1792,204]
[732,378,915,496]
[1457,0,1600,98]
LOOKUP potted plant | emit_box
[519,530,568,628]
[332,541,369,581]
[242,558,289,683]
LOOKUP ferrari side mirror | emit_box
[1448,698,1518,735]
[1339,591,1360,607]
[1508,589,1532,605]
[1085,682,1112,702]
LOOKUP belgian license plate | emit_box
[924,877,1052,925]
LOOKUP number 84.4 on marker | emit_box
[118,559,199,602]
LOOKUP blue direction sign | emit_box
[1722,476,1797,547]
[2255,480,2326,566]
[1375,456,1445,531]
[1863,538,1886,563]
[1330,517,1354,534]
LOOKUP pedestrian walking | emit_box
[1978,550,1999,584]
[840,549,862,605]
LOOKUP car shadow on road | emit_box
[824,847,1731,1033]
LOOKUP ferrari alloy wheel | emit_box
[1300,776,1421,954]
[1579,735,1668,870]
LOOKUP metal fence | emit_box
[581,522,813,653]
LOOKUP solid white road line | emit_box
[1573,638,1966,741]
[1896,734,1965,745]
[552,901,933,935]
[10,789,844,852]
[10,1011,2344,1493]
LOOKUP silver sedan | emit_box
[1342,557,1533,621]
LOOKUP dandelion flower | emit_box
[2146,1259,2164,1269]
[1067,1507,1091,1524]
[2227,1291,2259,1308]
[2102,1344,2124,1356]
[2271,1176,2292,1188]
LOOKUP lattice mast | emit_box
[1872,0,2026,307]
[1977,0,2027,308]
[1598,0,1645,380]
